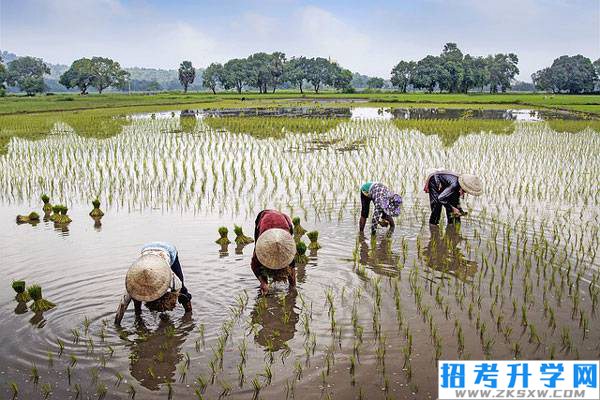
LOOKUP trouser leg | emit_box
[171,254,191,302]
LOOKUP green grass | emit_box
[204,116,346,138]
[2,92,600,115]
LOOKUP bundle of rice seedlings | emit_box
[53,206,72,224]
[145,290,180,312]
[27,284,56,312]
[234,225,254,245]
[12,280,31,302]
[307,231,321,250]
[292,217,307,239]
[216,227,231,245]
[49,205,61,222]
[16,212,40,223]
[41,194,52,214]
[89,198,104,218]
[294,241,309,265]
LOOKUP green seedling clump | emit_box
[41,194,52,214]
[12,280,31,302]
[216,226,231,245]
[294,241,309,265]
[16,212,40,223]
[27,284,56,312]
[52,205,72,224]
[234,225,254,245]
[89,198,105,218]
[292,217,307,238]
[307,231,321,250]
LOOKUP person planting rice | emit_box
[252,210,297,295]
[359,182,403,235]
[115,242,192,324]
[424,170,483,226]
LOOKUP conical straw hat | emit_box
[459,174,483,196]
[256,228,296,270]
[125,254,172,302]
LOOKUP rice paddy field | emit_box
[0,106,599,399]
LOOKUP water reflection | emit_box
[14,302,28,315]
[422,225,478,281]
[358,232,401,276]
[250,290,299,351]
[127,313,194,391]
[92,216,103,231]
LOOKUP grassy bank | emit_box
[1,92,600,116]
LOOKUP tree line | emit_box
[1,45,600,95]
[390,43,520,93]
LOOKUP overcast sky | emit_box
[1,0,599,80]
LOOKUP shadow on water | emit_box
[421,224,478,282]
[358,232,402,277]
[250,290,299,352]
[126,313,195,391]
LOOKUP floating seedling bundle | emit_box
[294,241,309,265]
[41,194,52,214]
[89,198,104,218]
[51,205,72,224]
[12,280,30,302]
[216,227,231,245]
[16,212,40,224]
[307,231,321,250]
[234,225,254,245]
[27,284,56,312]
[292,217,307,239]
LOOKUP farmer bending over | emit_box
[359,182,402,235]
[252,210,297,295]
[115,242,192,324]
[424,170,482,226]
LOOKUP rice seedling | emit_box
[89,198,105,218]
[216,226,231,245]
[27,284,56,312]
[30,362,40,385]
[96,382,108,400]
[16,211,40,224]
[294,241,309,265]
[251,377,262,400]
[41,193,52,214]
[292,217,307,238]
[306,231,321,250]
[234,225,254,245]
[74,383,81,399]
[41,382,52,399]
[12,280,31,302]
[219,379,232,398]
[127,383,136,399]
[9,381,18,400]
[115,372,124,387]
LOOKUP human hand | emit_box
[451,207,462,217]
[378,219,389,227]
[260,282,269,296]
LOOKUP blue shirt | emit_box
[141,242,178,266]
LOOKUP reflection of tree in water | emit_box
[127,313,194,391]
[358,233,401,277]
[421,225,478,281]
[250,290,299,351]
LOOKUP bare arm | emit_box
[115,292,132,325]
[251,253,270,295]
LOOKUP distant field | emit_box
[1,92,600,116]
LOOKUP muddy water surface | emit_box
[0,109,599,399]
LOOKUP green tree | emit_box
[411,55,446,93]
[59,58,95,94]
[222,58,248,93]
[306,57,331,93]
[367,77,385,89]
[487,53,519,93]
[269,52,286,93]
[390,61,416,92]
[89,57,128,94]
[531,68,558,93]
[552,55,595,93]
[202,63,223,94]
[439,43,464,93]
[247,52,272,93]
[285,56,309,93]
[333,67,353,91]
[178,61,196,93]
[0,55,6,95]
[7,56,50,95]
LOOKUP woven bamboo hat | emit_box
[458,174,483,196]
[125,254,172,302]
[255,228,296,270]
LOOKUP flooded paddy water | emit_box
[0,107,599,399]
